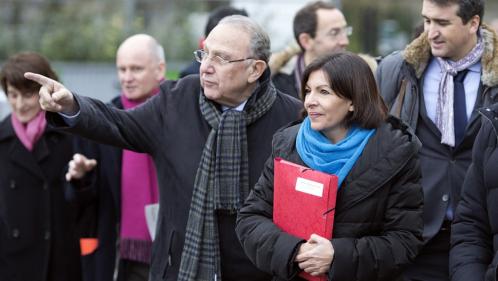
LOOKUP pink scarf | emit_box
[119,90,160,262]
[11,111,46,151]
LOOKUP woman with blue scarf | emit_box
[236,52,424,281]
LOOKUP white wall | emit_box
[232,0,315,52]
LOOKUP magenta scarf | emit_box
[11,111,46,151]
[119,90,160,262]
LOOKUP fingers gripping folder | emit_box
[273,158,338,281]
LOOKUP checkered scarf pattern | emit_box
[178,84,277,281]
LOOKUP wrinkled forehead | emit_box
[204,24,251,56]
[117,45,155,65]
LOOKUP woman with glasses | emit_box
[0,52,85,281]
[236,52,424,281]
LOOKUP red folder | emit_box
[273,158,338,281]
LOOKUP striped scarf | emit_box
[435,29,484,147]
[178,83,277,281]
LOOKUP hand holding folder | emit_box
[273,158,338,281]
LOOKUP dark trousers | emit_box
[120,259,150,281]
[403,221,451,281]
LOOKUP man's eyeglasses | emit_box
[194,50,254,66]
[326,26,353,38]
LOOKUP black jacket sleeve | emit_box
[450,120,495,281]
[327,154,423,281]
[46,88,167,155]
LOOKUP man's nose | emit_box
[199,59,215,74]
[426,24,439,40]
[339,35,349,48]
[122,70,134,81]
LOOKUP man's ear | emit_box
[298,33,313,51]
[247,61,267,83]
[157,61,166,80]
[468,15,480,34]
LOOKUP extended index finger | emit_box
[24,72,55,91]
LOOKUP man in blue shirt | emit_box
[376,0,498,280]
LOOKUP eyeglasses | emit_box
[194,49,254,66]
[325,26,353,38]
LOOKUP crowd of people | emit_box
[1,0,498,281]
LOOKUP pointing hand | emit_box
[24,72,78,114]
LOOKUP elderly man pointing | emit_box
[26,15,302,281]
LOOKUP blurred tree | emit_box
[40,1,129,61]
[0,0,216,62]
[343,0,418,56]
[0,0,427,61]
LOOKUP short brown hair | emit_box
[293,1,336,51]
[426,0,484,25]
[300,52,387,129]
[0,52,59,95]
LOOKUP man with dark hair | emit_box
[179,6,248,78]
[376,0,498,280]
[26,15,302,281]
[271,0,351,98]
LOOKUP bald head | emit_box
[117,34,165,63]
[116,34,166,101]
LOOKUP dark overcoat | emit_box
[0,116,82,281]
[47,71,303,281]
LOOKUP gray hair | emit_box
[218,15,271,63]
[146,36,165,63]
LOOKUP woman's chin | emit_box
[14,112,38,123]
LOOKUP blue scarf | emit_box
[296,117,375,188]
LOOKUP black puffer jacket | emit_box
[450,103,498,281]
[236,116,424,281]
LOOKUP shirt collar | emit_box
[468,60,481,73]
[221,99,248,112]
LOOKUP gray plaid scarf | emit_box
[178,82,277,281]
[435,29,484,147]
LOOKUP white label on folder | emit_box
[295,177,324,197]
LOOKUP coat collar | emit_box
[0,115,62,180]
[403,24,498,87]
